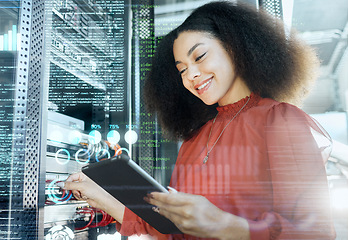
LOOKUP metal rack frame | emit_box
[6,0,48,239]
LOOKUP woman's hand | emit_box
[63,172,125,223]
[63,172,105,209]
[145,190,250,240]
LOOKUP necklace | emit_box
[203,96,251,164]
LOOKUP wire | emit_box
[75,207,114,230]
[106,141,122,158]
[47,179,73,204]
[59,189,72,201]
[97,141,121,161]
[89,209,107,228]
[75,208,95,231]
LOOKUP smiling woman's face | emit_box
[173,31,246,106]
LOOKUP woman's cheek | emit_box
[182,79,191,91]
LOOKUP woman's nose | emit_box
[186,66,201,80]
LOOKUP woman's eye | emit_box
[195,52,207,62]
[179,68,187,75]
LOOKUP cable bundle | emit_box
[75,207,114,230]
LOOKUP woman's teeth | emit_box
[197,79,212,90]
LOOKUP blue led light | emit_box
[55,149,70,165]
[88,130,101,144]
[48,179,72,204]
[107,130,120,145]
[75,148,91,164]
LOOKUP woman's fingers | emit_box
[145,192,200,219]
[71,190,82,199]
[59,172,125,221]
[63,172,98,201]
[148,191,197,207]
[63,181,84,200]
[145,192,216,235]
[146,192,231,238]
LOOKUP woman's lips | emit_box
[195,78,213,95]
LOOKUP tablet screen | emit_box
[82,154,182,234]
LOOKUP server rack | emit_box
[1,0,138,239]
[0,0,173,238]
[44,0,132,238]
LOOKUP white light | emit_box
[0,35,3,51]
[12,25,17,51]
[90,59,97,72]
[55,149,70,165]
[331,188,348,210]
[75,149,90,164]
[8,30,12,51]
[128,234,154,240]
[97,232,122,240]
[3,34,8,50]
[282,0,294,30]
[88,130,102,145]
[331,140,348,164]
[107,130,120,145]
[49,130,64,143]
[68,130,82,144]
[125,130,138,144]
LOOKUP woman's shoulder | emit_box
[256,97,310,121]
[257,97,332,163]
[256,97,329,143]
[242,96,320,135]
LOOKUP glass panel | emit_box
[43,0,131,237]
[0,0,20,232]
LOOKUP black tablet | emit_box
[81,154,182,234]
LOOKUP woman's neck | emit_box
[218,76,251,106]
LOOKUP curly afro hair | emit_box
[144,1,319,140]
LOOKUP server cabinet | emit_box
[1,0,148,238]
[44,0,132,238]
[0,0,177,238]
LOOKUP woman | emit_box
[64,1,336,239]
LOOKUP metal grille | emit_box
[8,0,46,238]
[259,0,283,19]
[23,0,45,209]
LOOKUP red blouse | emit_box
[117,93,336,240]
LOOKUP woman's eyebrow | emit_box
[187,43,203,56]
[175,43,204,66]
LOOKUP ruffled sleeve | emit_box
[115,207,170,240]
[248,102,336,240]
